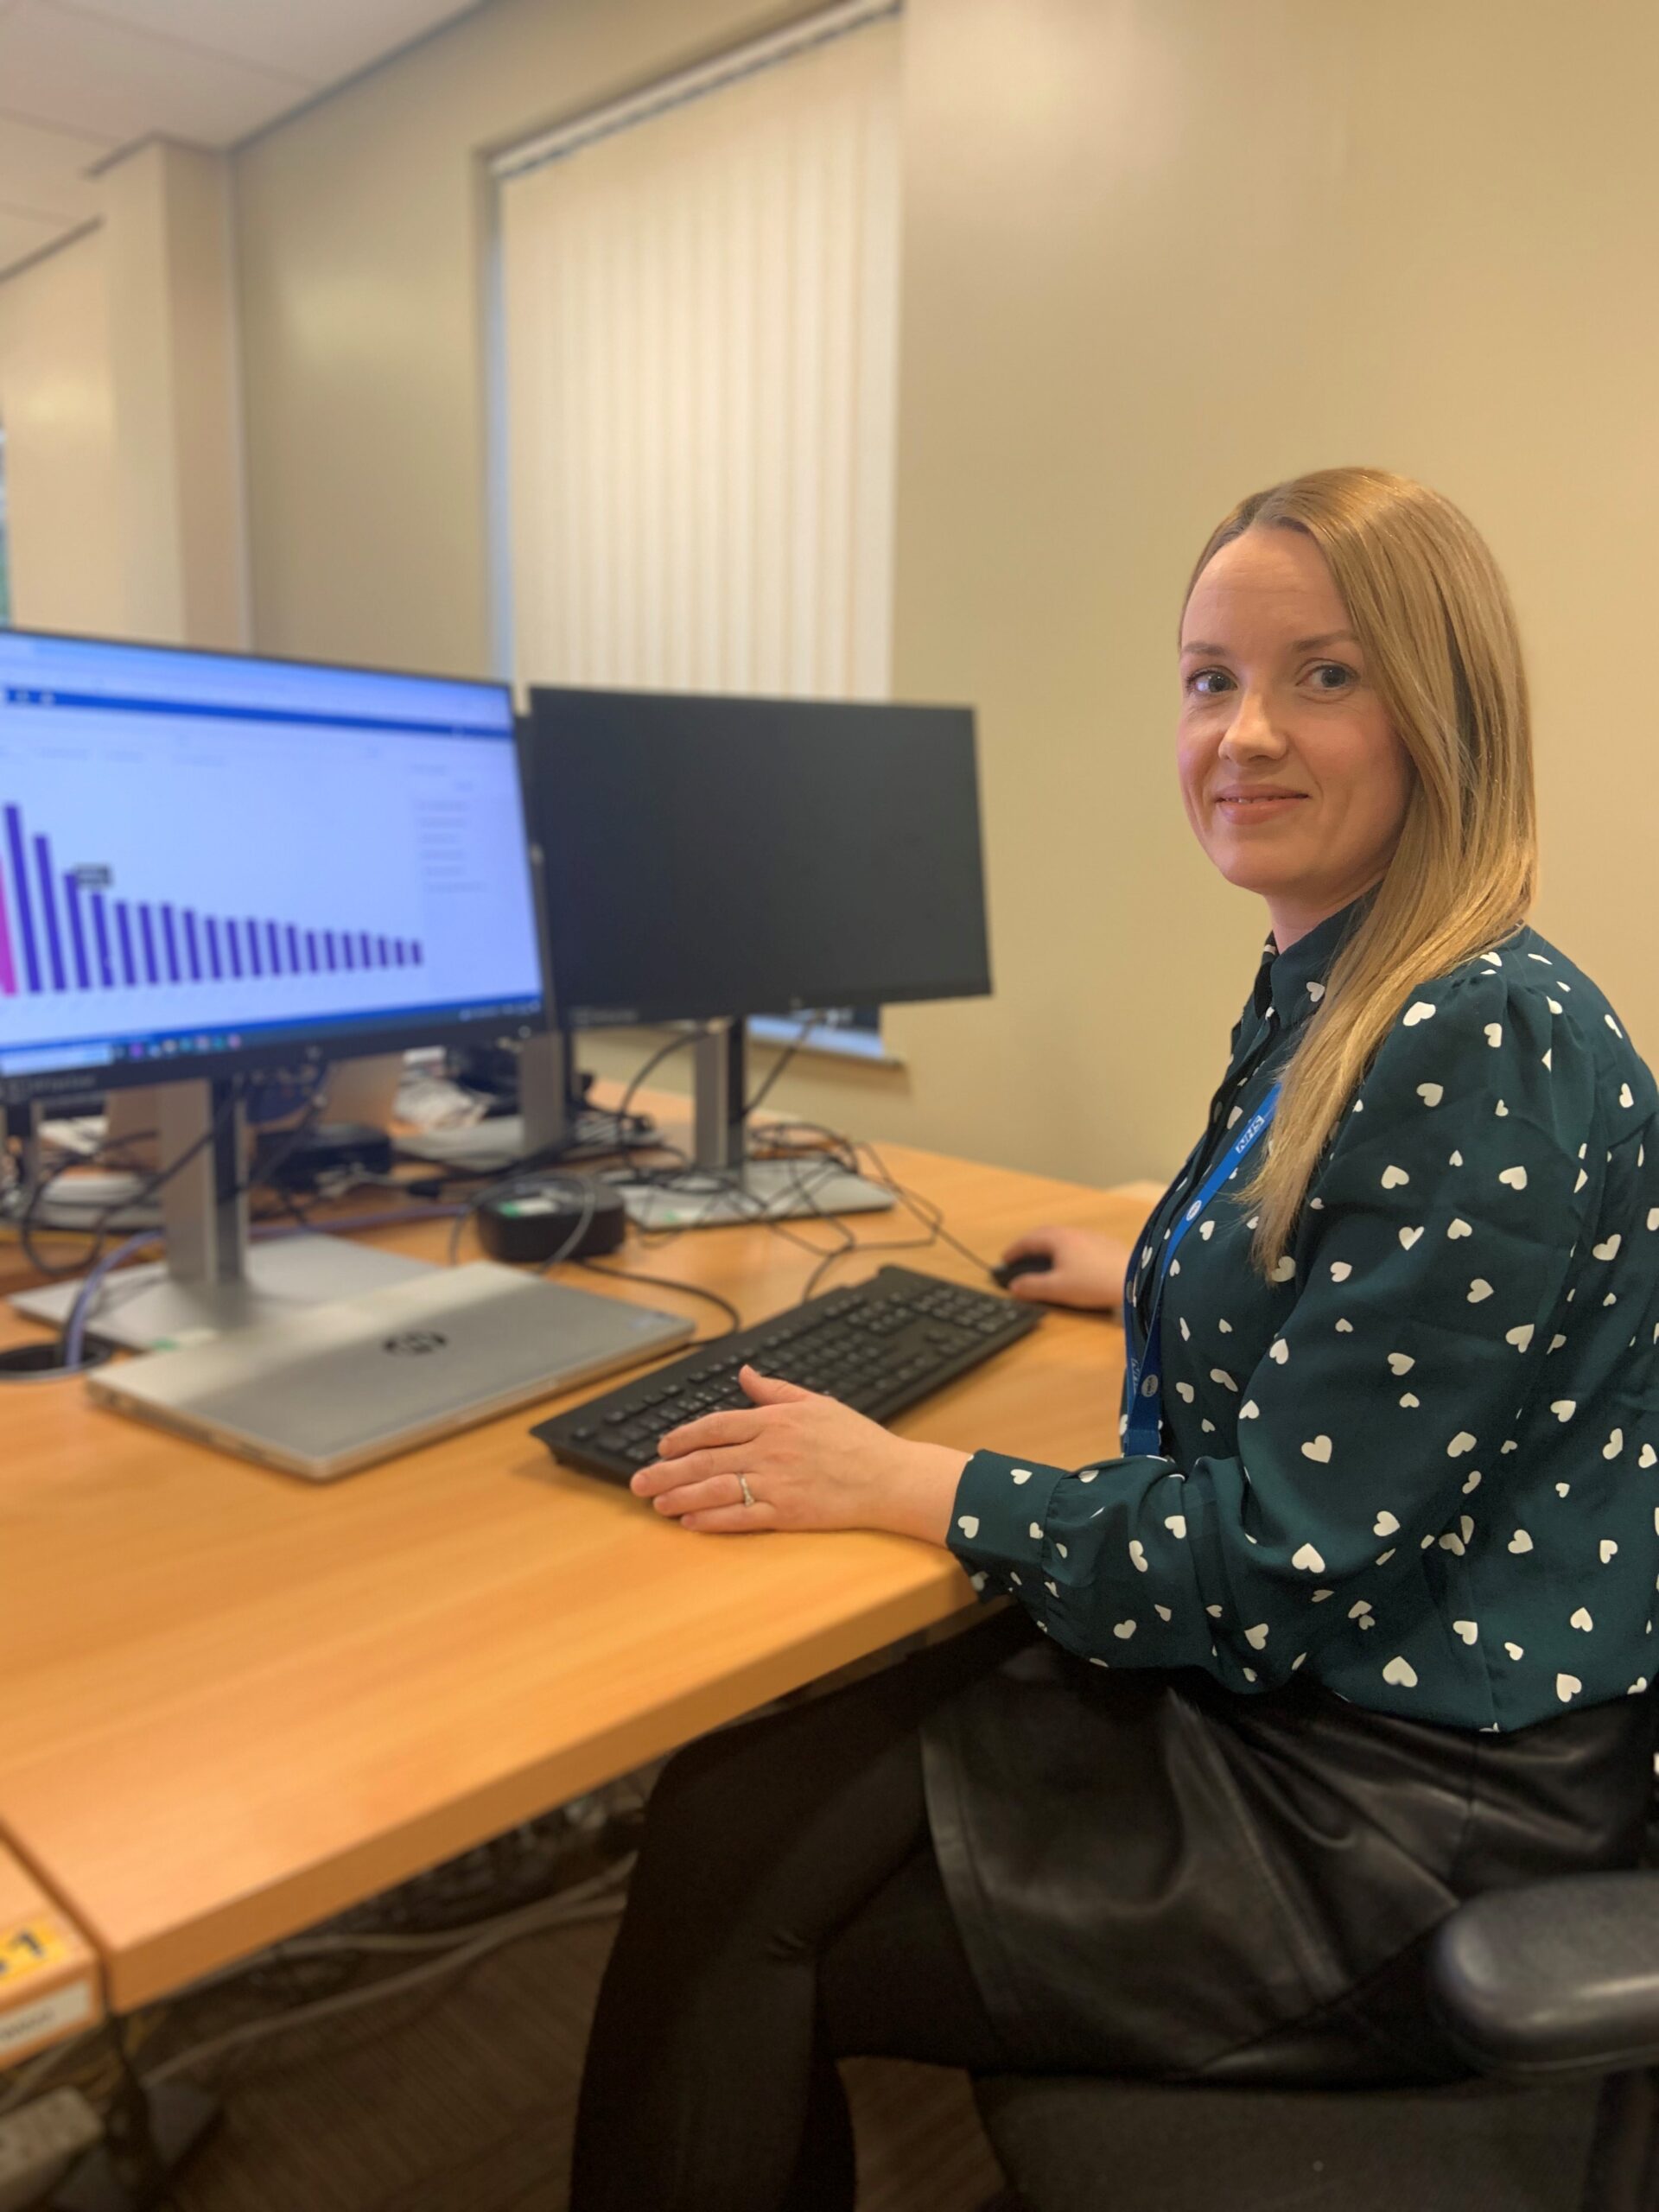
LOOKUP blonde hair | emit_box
[1183,467,1536,1270]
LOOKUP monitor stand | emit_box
[614,1020,895,1231]
[12,1078,432,1351]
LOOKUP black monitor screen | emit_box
[524,689,991,1028]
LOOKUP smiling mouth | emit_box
[1214,791,1309,806]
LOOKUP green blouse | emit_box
[948,904,1659,1731]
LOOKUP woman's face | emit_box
[1177,525,1414,946]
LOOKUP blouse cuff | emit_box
[946,1447,1072,1601]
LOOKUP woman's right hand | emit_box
[1000,1226,1135,1313]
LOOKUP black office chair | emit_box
[970,1871,1659,2210]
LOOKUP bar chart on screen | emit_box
[0,798,424,1001]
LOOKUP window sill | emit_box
[747,1015,904,1069]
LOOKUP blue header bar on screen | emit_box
[0,631,511,738]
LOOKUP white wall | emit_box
[0,228,125,637]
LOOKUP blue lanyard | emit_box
[1122,1084,1281,1458]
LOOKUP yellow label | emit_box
[0,1916,70,1987]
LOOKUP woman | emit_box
[570,468,1659,2211]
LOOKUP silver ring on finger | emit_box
[738,1474,756,1509]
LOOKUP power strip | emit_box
[0,2089,101,2212]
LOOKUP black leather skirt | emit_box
[921,1618,1656,2085]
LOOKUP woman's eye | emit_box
[1308,662,1356,692]
[1188,669,1234,698]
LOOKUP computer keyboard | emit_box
[531,1264,1041,1483]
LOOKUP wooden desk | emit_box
[0,1120,1156,2012]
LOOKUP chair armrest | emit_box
[1431,1872,1659,2076]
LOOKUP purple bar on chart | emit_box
[115,902,137,988]
[305,931,319,972]
[286,924,300,973]
[32,836,65,992]
[64,875,90,990]
[266,922,281,974]
[323,931,337,971]
[245,920,262,978]
[226,920,242,981]
[377,937,389,966]
[182,911,201,983]
[0,848,16,996]
[115,906,137,995]
[205,918,222,981]
[393,941,406,966]
[161,905,180,984]
[3,807,41,995]
[342,934,355,969]
[358,931,371,968]
[411,942,423,966]
[138,906,158,985]
[90,893,113,988]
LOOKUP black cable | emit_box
[857,1132,1001,1278]
[3,1128,158,1274]
[573,1256,742,1338]
[741,1011,820,1122]
[613,1027,709,1150]
[20,1083,244,1281]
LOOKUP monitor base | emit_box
[11,1231,434,1351]
[615,1158,895,1232]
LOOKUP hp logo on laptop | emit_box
[383,1330,448,1357]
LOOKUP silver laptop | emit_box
[86,1262,693,1480]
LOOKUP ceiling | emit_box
[0,0,487,278]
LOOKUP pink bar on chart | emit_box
[0,847,17,995]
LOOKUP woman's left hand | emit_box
[630,1365,969,1541]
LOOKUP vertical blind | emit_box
[493,3,902,702]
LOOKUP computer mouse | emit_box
[991,1253,1054,1290]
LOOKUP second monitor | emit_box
[520,688,992,1227]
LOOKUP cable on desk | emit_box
[572,1256,742,1339]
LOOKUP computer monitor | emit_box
[3,627,545,1347]
[0,627,544,1108]
[521,688,991,1029]
[518,687,990,1230]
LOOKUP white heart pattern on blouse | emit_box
[1382,1657,1419,1688]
